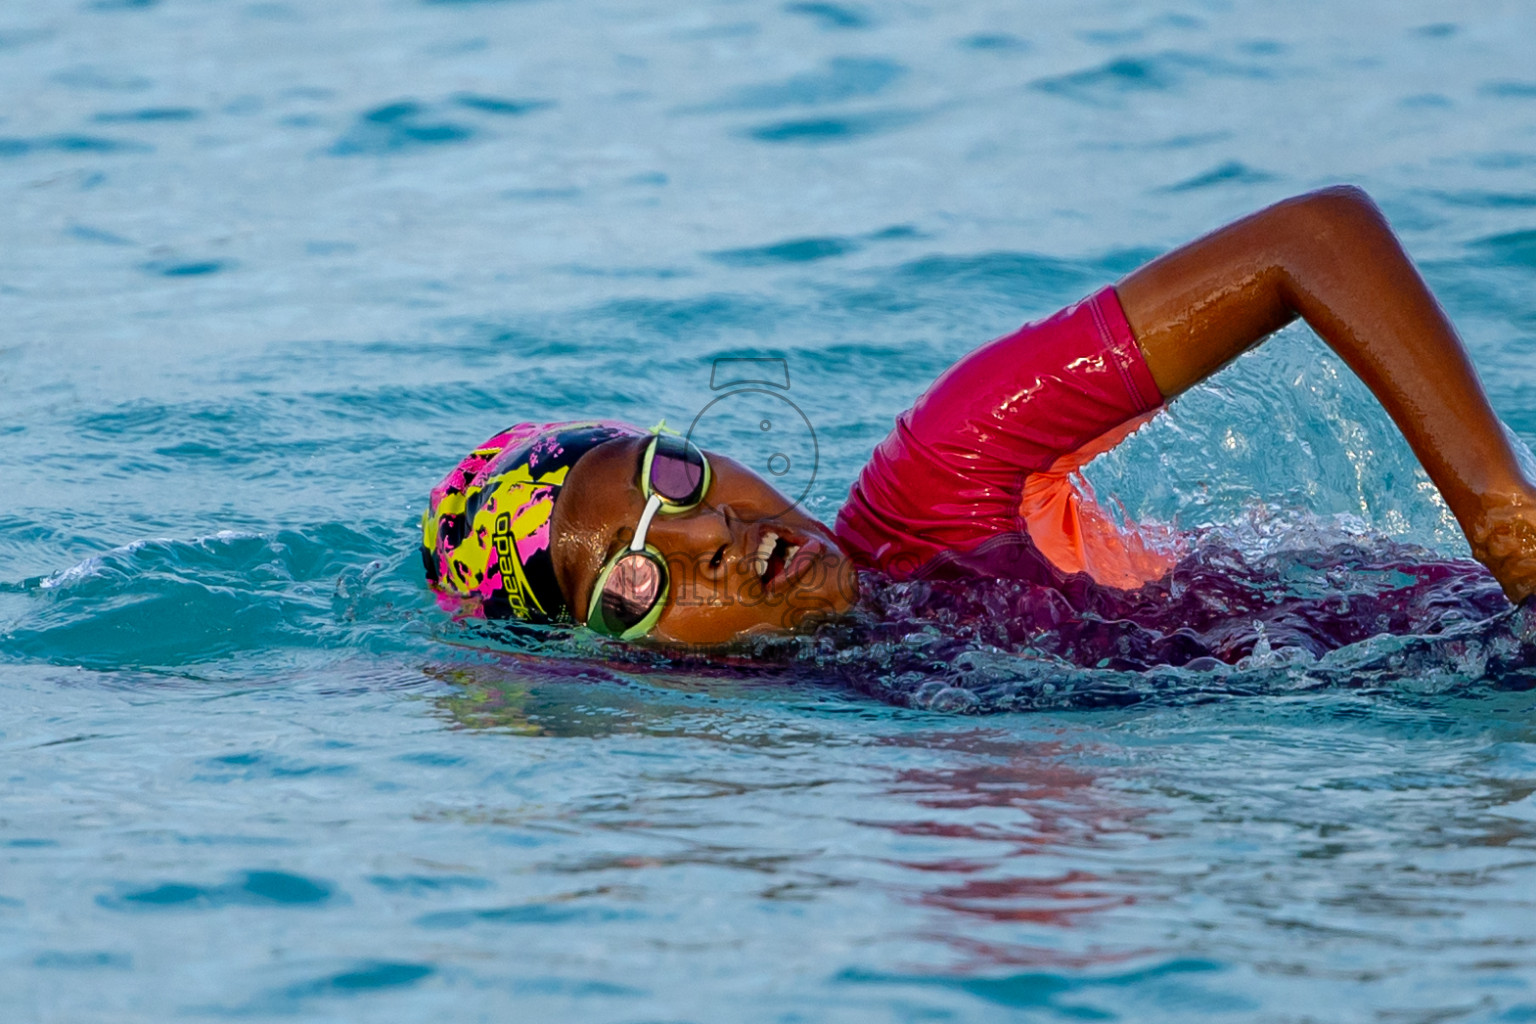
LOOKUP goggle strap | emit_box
[630,493,663,552]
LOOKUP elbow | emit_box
[1304,182,1378,212]
[1281,184,1390,238]
[1266,184,1397,296]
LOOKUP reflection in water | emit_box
[422,654,854,743]
[409,652,1536,1016]
[424,661,1172,972]
[424,658,640,737]
[861,729,1162,972]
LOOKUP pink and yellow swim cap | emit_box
[421,420,642,621]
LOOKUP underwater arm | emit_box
[1114,184,1536,602]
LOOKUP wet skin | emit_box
[550,435,860,645]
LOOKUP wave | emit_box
[0,526,425,671]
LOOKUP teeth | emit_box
[751,534,803,584]
[754,532,778,580]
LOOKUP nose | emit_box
[647,502,739,580]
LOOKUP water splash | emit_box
[553,517,1529,714]
[785,530,1528,712]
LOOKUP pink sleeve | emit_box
[834,286,1164,578]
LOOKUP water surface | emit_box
[6,1,1536,1020]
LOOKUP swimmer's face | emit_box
[550,436,859,645]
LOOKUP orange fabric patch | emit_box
[1019,412,1182,589]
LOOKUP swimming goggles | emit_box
[585,434,713,639]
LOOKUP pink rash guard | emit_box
[834,286,1181,589]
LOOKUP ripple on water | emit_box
[367,874,490,895]
[90,107,198,123]
[32,951,133,970]
[1470,228,1536,269]
[692,57,905,113]
[1480,80,1536,99]
[192,751,356,782]
[708,224,921,267]
[744,109,919,144]
[710,235,861,266]
[836,958,1252,1015]
[450,93,552,117]
[98,871,336,911]
[960,32,1029,52]
[216,960,437,1017]
[326,93,557,155]
[869,251,1115,311]
[1033,51,1277,106]
[50,66,152,91]
[0,135,148,158]
[329,100,476,156]
[1157,160,1277,193]
[415,901,643,929]
[139,257,232,277]
[784,2,873,31]
[66,223,134,245]
[281,961,435,995]
[1422,188,1536,210]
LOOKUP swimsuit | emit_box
[834,286,1179,588]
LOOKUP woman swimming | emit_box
[422,186,1536,646]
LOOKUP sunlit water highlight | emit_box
[6,1,1536,1021]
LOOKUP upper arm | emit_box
[1115,185,1392,397]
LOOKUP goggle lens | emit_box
[647,435,708,508]
[594,551,664,635]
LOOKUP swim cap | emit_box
[421,420,643,621]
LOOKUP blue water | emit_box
[7,1,1536,1020]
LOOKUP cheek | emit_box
[657,603,774,645]
[673,551,859,638]
[667,563,763,614]
[663,557,728,610]
[657,573,793,643]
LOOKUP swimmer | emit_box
[422,186,1536,645]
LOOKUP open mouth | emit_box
[753,531,800,587]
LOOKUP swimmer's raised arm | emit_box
[1114,184,1536,602]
